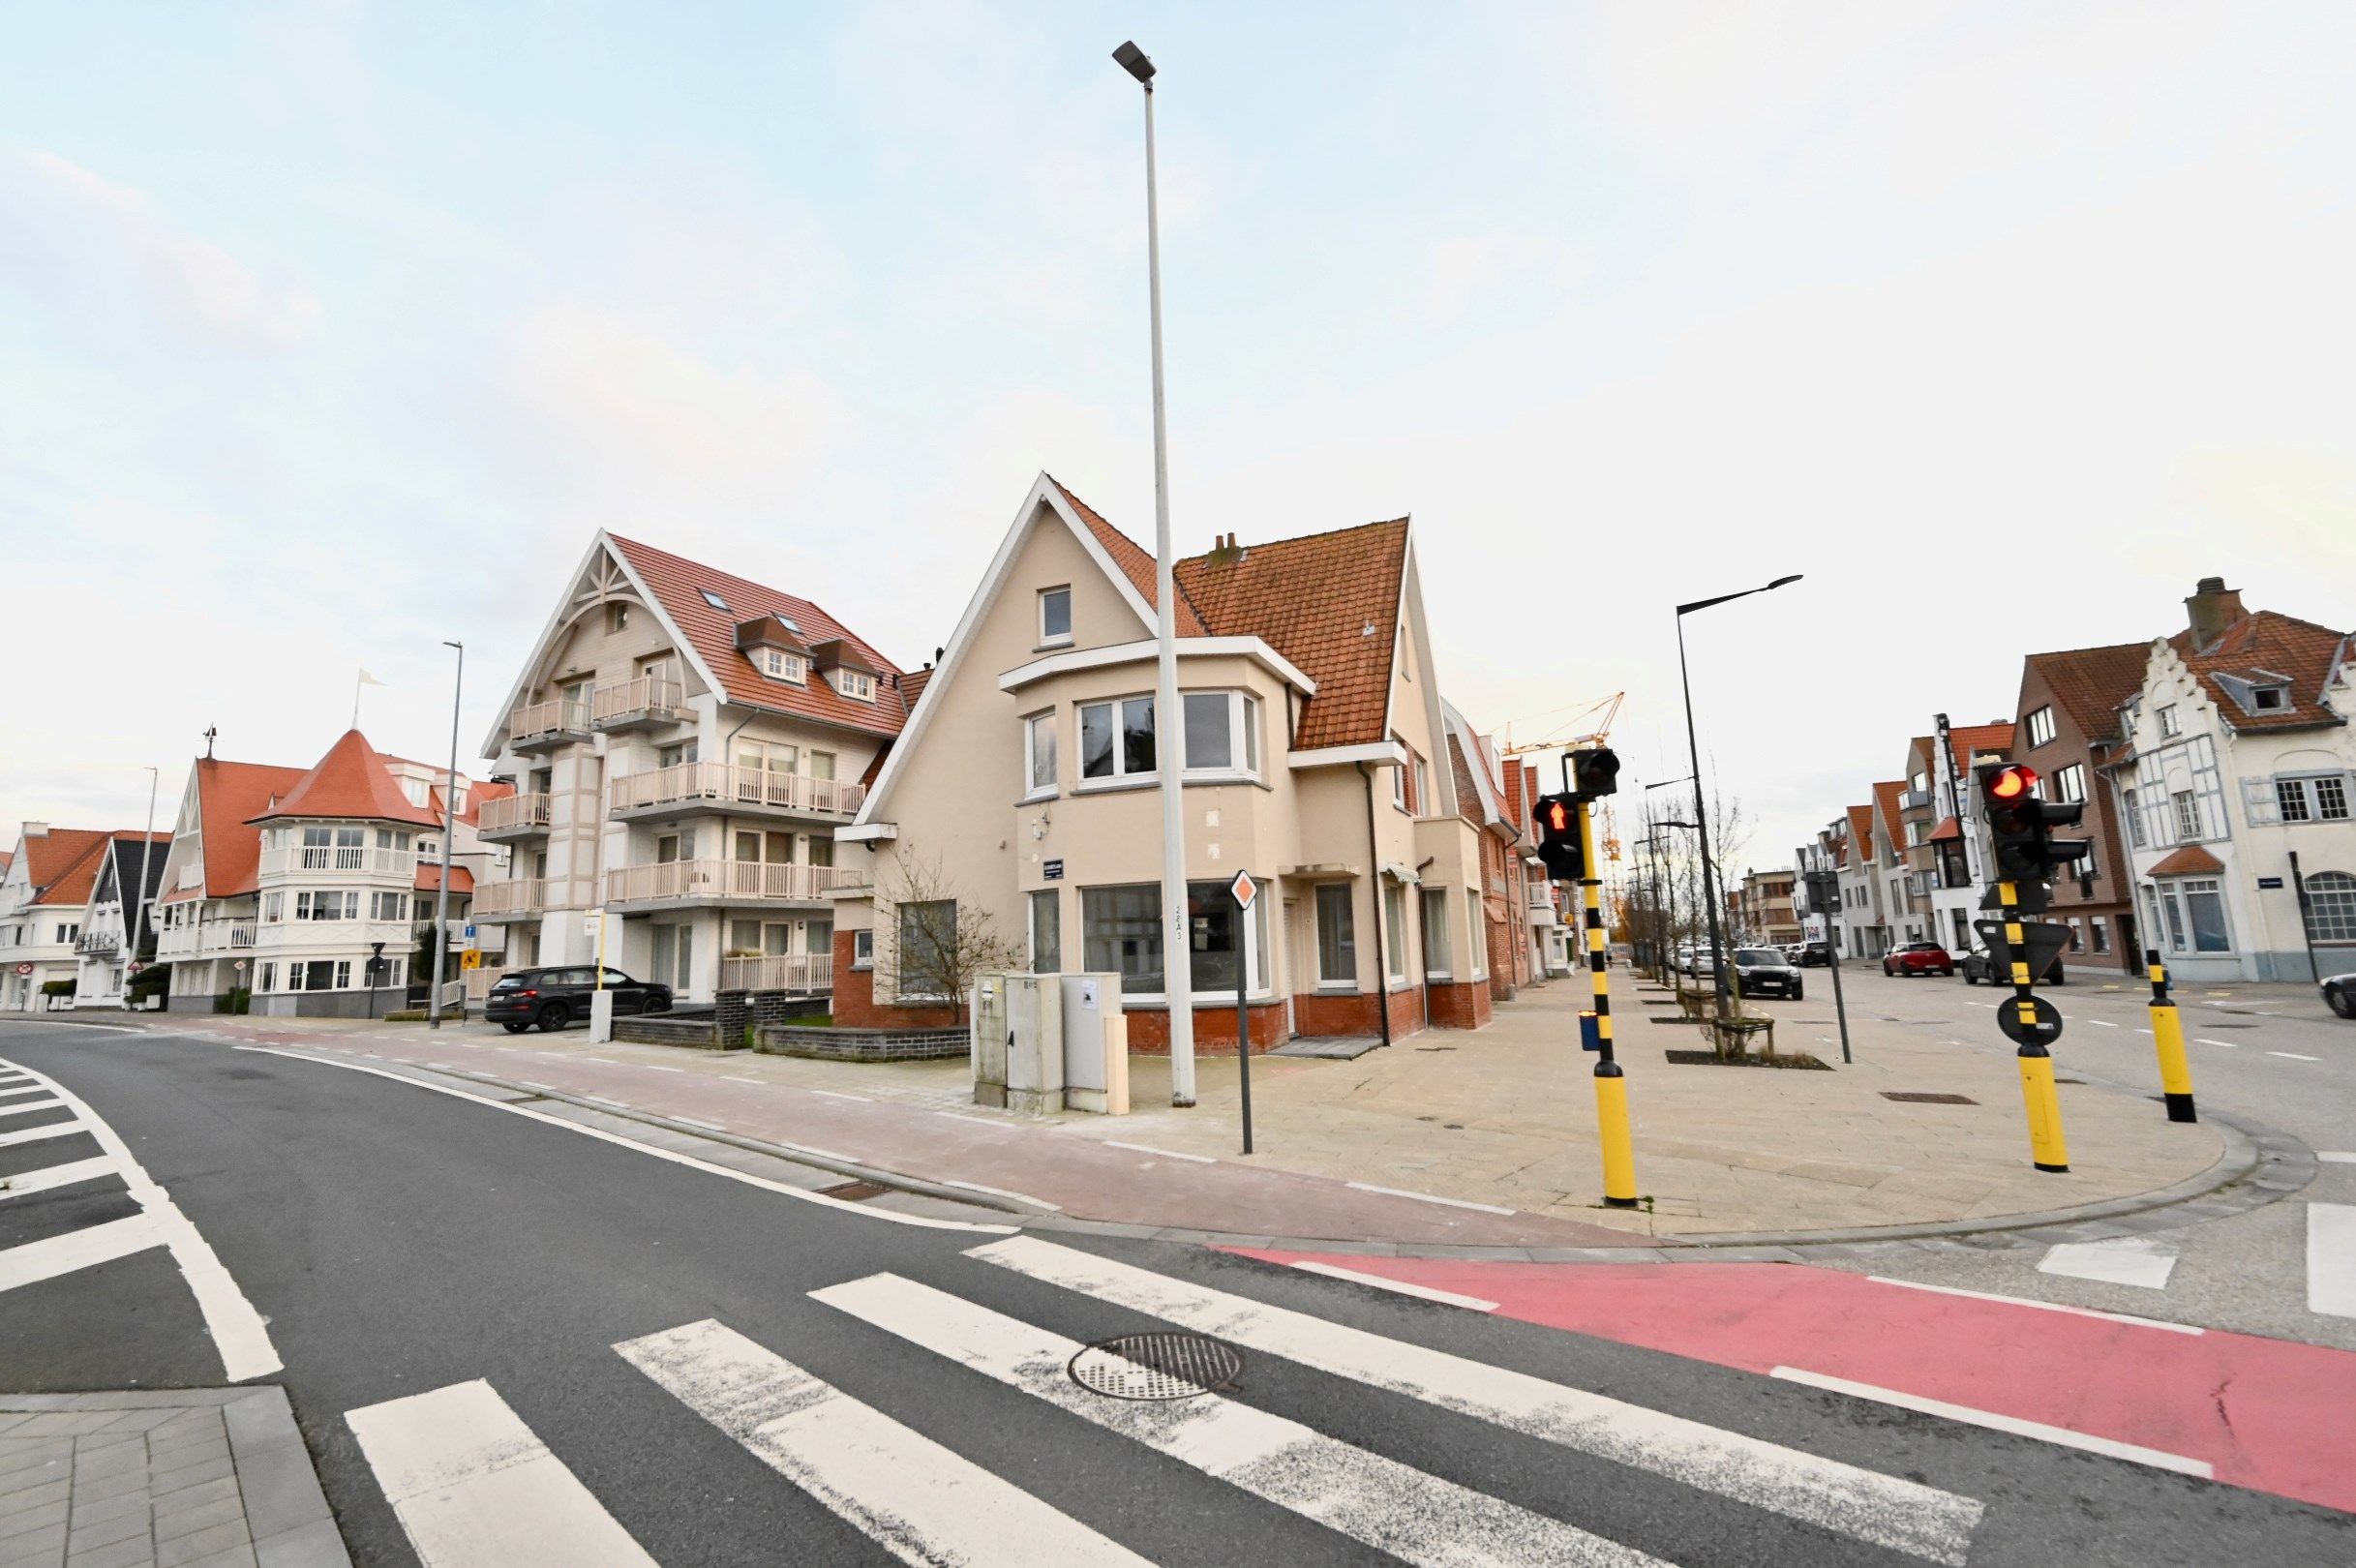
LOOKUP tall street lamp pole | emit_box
[430,641,463,1029]
[1641,777,1691,979]
[1115,39,1195,1105]
[1676,575,1800,1012]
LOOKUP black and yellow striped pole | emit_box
[2146,948,2197,1123]
[1577,796,1640,1207]
[1999,877,2069,1172]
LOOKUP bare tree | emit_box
[871,849,1020,1026]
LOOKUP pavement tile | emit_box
[152,1499,243,1549]
[68,1494,148,1533]
[0,1499,69,1543]
[153,1521,247,1568]
[0,1525,67,1567]
[143,1462,230,1506]
[137,1487,233,1529]
[65,1509,149,1554]
[63,1474,142,1508]
[66,1539,156,1568]
[248,1519,347,1568]
[0,1484,70,1524]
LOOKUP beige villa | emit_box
[835,472,1495,1049]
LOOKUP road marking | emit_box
[675,1117,726,1132]
[0,1157,120,1200]
[975,1237,1979,1564]
[1102,1140,1214,1163]
[2318,1152,2356,1164]
[942,1179,1059,1210]
[584,1096,631,1109]
[347,1380,657,1567]
[2038,1237,2178,1290]
[234,1046,1012,1235]
[2086,1018,2119,1028]
[0,1098,67,1120]
[0,1212,167,1293]
[0,1055,279,1379]
[618,1318,1149,1567]
[2270,1051,2321,1061]
[2309,1203,2356,1318]
[808,1089,870,1102]
[2198,1039,2241,1048]
[1285,1259,1499,1311]
[1770,1367,2212,1479]
[1345,1181,1516,1215]
[582,1057,618,1064]
[934,1112,1001,1127]
[816,1271,1681,1568]
[640,1065,684,1073]
[1869,1276,2202,1333]
[721,1074,765,1085]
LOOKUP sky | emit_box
[4,2,2353,874]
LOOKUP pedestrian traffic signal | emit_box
[1533,792,1586,881]
[1977,763,2091,913]
[1571,746,1621,799]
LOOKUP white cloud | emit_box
[1427,229,1582,324]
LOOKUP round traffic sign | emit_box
[12,962,30,977]
[127,961,144,975]
[1996,994,2065,1048]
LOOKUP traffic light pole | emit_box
[2145,948,2197,1123]
[2000,878,2069,1172]
[1577,796,1639,1208]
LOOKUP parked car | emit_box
[2323,971,2356,1020]
[1678,945,1717,977]
[1794,942,1831,968]
[1733,947,1803,1000]
[485,966,674,1033]
[1962,947,2067,985]
[1882,941,1956,978]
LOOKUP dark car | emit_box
[1963,948,2067,985]
[484,966,673,1033]
[1882,941,1955,978]
[2323,971,2355,1020]
[1733,947,1803,999]
[1793,942,1831,968]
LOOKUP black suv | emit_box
[1732,947,1804,1000]
[485,967,674,1033]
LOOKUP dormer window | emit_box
[762,648,807,684]
[606,602,631,635]
[1039,586,1072,647]
[834,669,876,702]
[2252,684,2287,711]
[700,588,730,612]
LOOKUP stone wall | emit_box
[715,989,831,1045]
[753,1023,968,1063]
[614,1015,723,1048]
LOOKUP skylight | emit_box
[700,588,729,611]
[779,617,800,634]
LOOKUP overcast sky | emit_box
[5,2,2351,875]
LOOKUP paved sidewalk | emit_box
[0,1388,345,1568]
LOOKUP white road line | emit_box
[640,1065,684,1073]
[1770,1367,2213,1479]
[1344,1181,1516,1215]
[2319,1152,2356,1164]
[815,1272,1678,1568]
[0,1212,167,1293]
[347,1380,657,1567]
[2308,1203,2356,1319]
[2085,1018,2119,1028]
[2037,1237,2178,1290]
[942,1179,1060,1211]
[0,1157,121,1200]
[675,1117,727,1132]
[2270,1051,2321,1061]
[1102,1140,1214,1163]
[721,1074,765,1085]
[1286,1259,1499,1311]
[808,1089,870,1102]
[0,1098,67,1120]
[934,1112,1001,1127]
[1868,1276,2202,1334]
[234,1046,1012,1235]
[0,1054,279,1379]
[974,1238,1978,1565]
[2198,1039,2241,1048]
[618,1319,1148,1567]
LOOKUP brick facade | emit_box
[1290,985,1427,1040]
[830,929,959,1029]
[1425,979,1491,1029]
[1122,1001,1287,1054]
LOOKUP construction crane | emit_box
[1499,692,1625,864]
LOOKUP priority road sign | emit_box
[1229,870,1257,911]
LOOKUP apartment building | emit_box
[2104,579,2356,982]
[476,533,910,1005]
[69,834,172,1008]
[1834,803,1885,956]
[2011,643,2149,972]
[1870,778,1920,947]
[836,473,1493,1049]
[0,826,118,1010]
[1731,867,1801,946]
[1926,719,2014,957]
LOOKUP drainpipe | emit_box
[2289,850,2324,983]
[1358,763,1393,1050]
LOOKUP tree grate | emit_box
[1069,1334,1243,1401]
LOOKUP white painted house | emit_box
[69,834,171,1008]
[0,826,119,1011]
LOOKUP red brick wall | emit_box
[1290,986,1428,1040]
[1124,1002,1286,1054]
[830,930,959,1029]
[1426,980,1491,1029]
[1387,983,1427,1038]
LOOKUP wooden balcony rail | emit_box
[608,762,865,819]
[478,793,552,834]
[604,859,861,906]
[475,878,546,916]
[718,952,834,993]
[511,696,591,740]
[259,846,414,877]
[592,676,686,725]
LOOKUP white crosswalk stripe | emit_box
[347,1379,659,1567]
[0,1119,86,1150]
[971,1236,1979,1565]
[617,1318,1150,1566]
[0,1211,168,1293]
[0,1156,120,1201]
[2308,1203,2356,1318]
[815,1271,1676,1568]
[0,1097,67,1120]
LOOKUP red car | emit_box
[1882,941,1956,978]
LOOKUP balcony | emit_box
[478,793,552,840]
[76,931,120,958]
[259,845,418,879]
[510,697,591,754]
[719,952,834,994]
[591,676,687,734]
[475,878,546,920]
[608,762,866,824]
[1898,788,1933,812]
[604,859,861,910]
[157,920,257,962]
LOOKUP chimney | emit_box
[2185,576,2249,652]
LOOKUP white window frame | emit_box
[2158,704,2180,738]
[761,648,807,684]
[1177,690,1261,781]
[606,602,630,635]
[700,588,729,611]
[833,668,876,703]
[1077,695,1159,789]
[2051,764,2086,804]
[2024,706,2056,748]
[1314,883,1357,989]
[1023,712,1057,800]
[1038,586,1073,648]
[1383,882,1408,982]
[1421,887,1452,979]
[851,928,874,970]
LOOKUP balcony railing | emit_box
[478,793,552,835]
[259,846,414,877]
[591,676,686,728]
[158,919,257,960]
[605,859,861,906]
[608,762,865,820]
[76,931,120,957]
[1897,788,1933,812]
[475,878,546,917]
[719,953,834,994]
[511,697,591,746]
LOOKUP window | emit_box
[295,891,359,921]
[1039,587,1072,646]
[2024,706,2056,748]
[1467,897,1487,979]
[1186,880,1268,996]
[2091,918,2109,954]
[1176,691,1258,777]
[2251,684,2287,711]
[2322,776,2352,821]
[2180,878,2229,952]
[1421,888,1452,978]
[2124,788,2145,847]
[761,648,806,683]
[606,602,631,635]
[262,893,284,924]
[2066,919,2083,952]
[370,891,408,921]
[1411,752,1432,816]
[2305,872,2356,945]
[376,829,411,853]
[258,963,276,992]
[1030,890,1061,974]
[851,929,874,970]
[2172,791,2200,841]
[1024,713,1057,798]
[2158,704,2180,738]
[1082,884,1161,994]
[657,739,700,769]
[334,960,352,989]
[2278,774,2352,824]
[833,669,876,702]
[1315,884,1356,986]
[2051,765,2086,804]
[404,778,430,807]
[1079,697,1157,783]
[700,588,729,611]
[895,899,957,999]
[1384,883,1407,980]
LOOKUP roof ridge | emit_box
[1180,514,1411,562]
[604,531,900,676]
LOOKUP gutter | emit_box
[1357,763,1393,1052]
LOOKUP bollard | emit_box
[2145,948,2197,1123]
[1577,797,1639,1207]
[2000,879,2069,1172]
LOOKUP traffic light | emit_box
[1977,763,2090,913]
[1533,792,1586,881]
[1571,746,1621,799]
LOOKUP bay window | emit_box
[1180,691,1260,776]
[1185,880,1268,997]
[295,890,359,921]
[1079,697,1157,783]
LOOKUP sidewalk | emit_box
[113,974,2246,1249]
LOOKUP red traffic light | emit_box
[1546,800,1572,832]
[1988,765,2038,800]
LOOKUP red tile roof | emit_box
[2148,844,2225,876]
[2024,643,2150,746]
[248,731,443,829]
[414,863,474,895]
[16,828,115,908]
[1928,816,1961,843]
[1844,804,1875,867]
[607,534,912,739]
[189,759,312,898]
[1044,478,1209,636]
[1870,781,1907,853]
[1947,722,2014,772]
[2167,611,2350,731]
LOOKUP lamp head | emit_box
[1767,574,1803,590]
[1113,41,1155,83]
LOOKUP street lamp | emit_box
[1113,39,1195,1105]
[1641,777,1693,980]
[1675,574,1801,1012]
[429,641,463,1029]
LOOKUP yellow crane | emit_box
[1499,692,1625,863]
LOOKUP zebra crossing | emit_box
[346,1238,1989,1567]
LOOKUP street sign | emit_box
[461,950,483,971]
[12,962,30,977]
[2257,877,2284,890]
[1996,994,2065,1048]
[464,922,477,939]
[1229,869,1257,911]
[232,960,247,973]
[1043,859,1064,881]
[584,909,606,936]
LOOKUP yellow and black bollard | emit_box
[2145,948,2197,1123]
[1999,879,2070,1173]
[1577,797,1639,1207]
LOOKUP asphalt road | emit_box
[2,1017,2347,1566]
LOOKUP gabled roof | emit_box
[15,828,115,908]
[190,759,311,897]
[1947,722,2013,772]
[2024,643,2150,746]
[2165,611,2351,732]
[1439,702,1512,838]
[414,862,473,895]
[2148,844,2225,876]
[1927,816,1961,843]
[1844,805,1875,867]
[1044,478,1208,636]
[1871,780,1907,849]
[1175,517,1412,749]
[248,731,442,829]
[95,835,170,941]
[606,533,912,739]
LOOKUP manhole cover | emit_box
[1069,1334,1241,1401]
[1881,1092,1978,1104]
[819,1180,890,1202]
